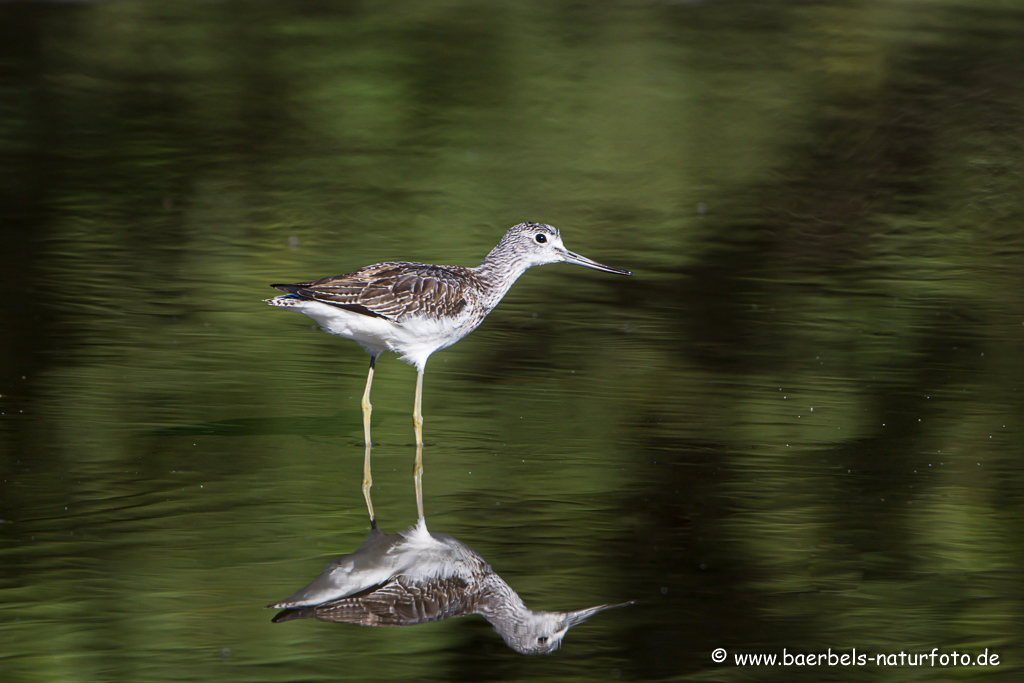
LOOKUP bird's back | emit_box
[273,262,484,324]
[271,573,479,626]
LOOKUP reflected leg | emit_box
[414,441,424,522]
[362,442,375,523]
[413,368,424,521]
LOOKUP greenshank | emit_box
[268,519,633,654]
[267,222,632,521]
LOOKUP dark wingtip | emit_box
[270,608,303,623]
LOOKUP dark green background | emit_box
[2,1,1023,681]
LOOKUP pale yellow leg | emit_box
[361,358,377,522]
[413,368,424,446]
[413,368,425,521]
[361,360,375,446]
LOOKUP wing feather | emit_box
[272,262,473,323]
[271,576,475,626]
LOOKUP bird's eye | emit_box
[537,636,549,644]
[535,233,547,244]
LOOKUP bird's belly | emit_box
[273,298,479,370]
[390,314,478,368]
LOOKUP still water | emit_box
[2,1,1024,681]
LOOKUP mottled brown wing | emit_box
[272,576,475,627]
[272,262,472,322]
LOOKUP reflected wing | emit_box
[272,576,476,626]
[272,262,472,322]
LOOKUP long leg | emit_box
[413,367,424,447]
[361,355,378,523]
[413,367,425,521]
[361,355,377,446]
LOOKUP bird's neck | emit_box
[475,572,530,621]
[472,249,533,310]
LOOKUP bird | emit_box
[267,519,633,655]
[266,222,633,522]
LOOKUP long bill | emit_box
[559,600,636,629]
[560,249,634,276]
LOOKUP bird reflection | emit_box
[268,519,632,654]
